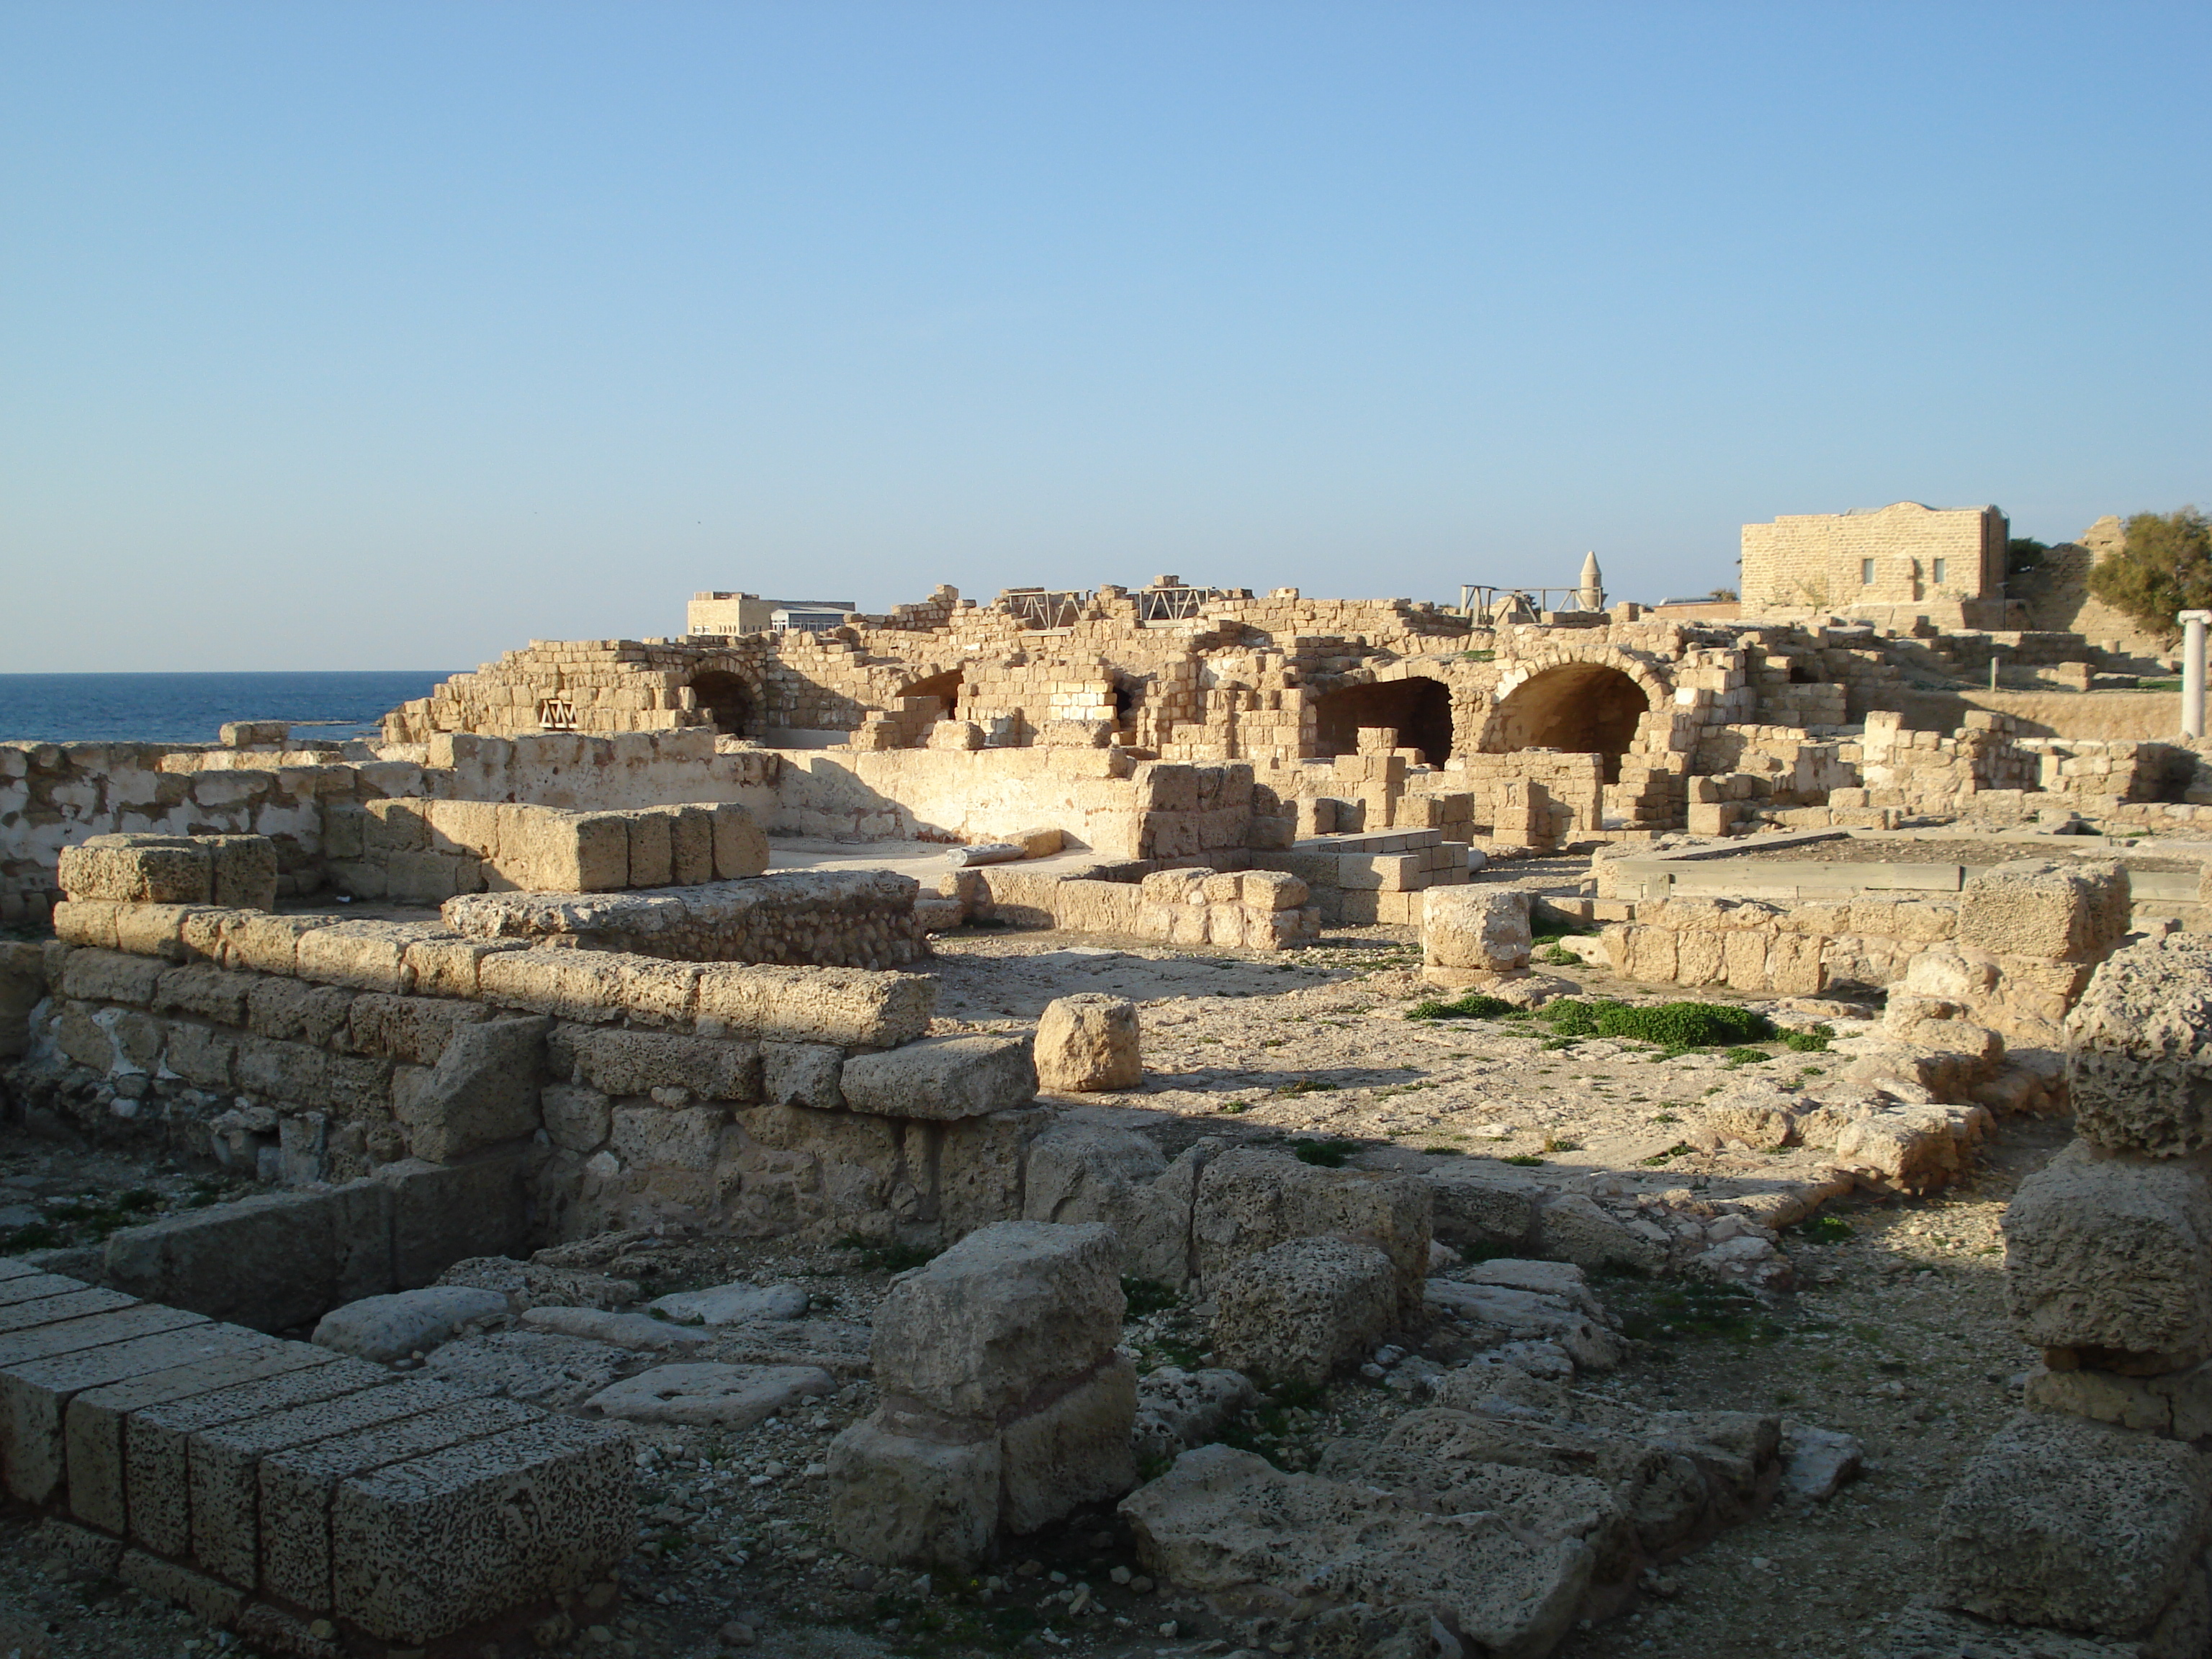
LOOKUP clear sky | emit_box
[3,2,2206,672]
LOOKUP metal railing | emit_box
[1457,585,1601,624]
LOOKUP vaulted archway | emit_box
[1484,662,1650,782]
[686,670,755,737]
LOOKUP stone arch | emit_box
[898,667,965,721]
[685,669,755,737]
[1313,675,1454,765]
[1483,661,1653,782]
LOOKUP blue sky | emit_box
[3,2,2206,671]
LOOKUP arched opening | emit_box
[687,670,754,737]
[898,668,963,721]
[1484,663,1650,782]
[1313,677,1454,765]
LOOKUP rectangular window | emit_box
[1861,558,1875,585]
[1932,557,1947,585]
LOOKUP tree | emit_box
[2086,508,2212,641]
[2006,536,2049,580]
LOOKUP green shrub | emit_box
[1781,1024,1834,1052]
[1406,993,1514,1021]
[1291,1138,1359,1168]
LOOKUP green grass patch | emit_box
[1273,1078,1339,1097]
[1218,1100,1252,1114]
[1406,992,1514,1022]
[1291,1138,1359,1168]
[1617,1281,1786,1346]
[1791,1213,1854,1244]
[1501,1153,1545,1166]
[1722,1046,1771,1067]
[1781,1024,1835,1052]
[1536,945,1579,967]
[1639,1143,1692,1166]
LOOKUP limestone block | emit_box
[695,963,935,1047]
[711,802,770,880]
[762,1040,845,1109]
[201,835,278,909]
[530,811,631,893]
[346,992,487,1066]
[2004,1143,2212,1370]
[60,946,166,1007]
[311,1287,508,1363]
[2068,936,2212,1156]
[0,1321,269,1506]
[1210,1235,1396,1387]
[244,976,356,1046]
[1529,1192,1668,1275]
[1831,1104,1990,1194]
[50,899,123,950]
[393,1015,547,1163]
[559,1025,761,1102]
[827,1416,1000,1570]
[296,920,418,994]
[151,963,255,1028]
[477,948,628,1025]
[871,1220,1123,1419]
[1193,1148,1432,1318]
[102,1191,349,1333]
[329,1415,633,1643]
[219,912,328,977]
[1121,1444,1595,1659]
[1240,870,1308,910]
[839,1033,1036,1122]
[377,1154,531,1289]
[58,835,211,904]
[998,1354,1138,1534]
[582,1362,833,1426]
[541,1083,612,1153]
[256,1393,540,1612]
[64,1342,333,1535]
[1022,1123,1195,1285]
[189,1375,483,1587]
[1426,1161,1545,1254]
[1034,994,1142,1092]
[610,1103,725,1170]
[518,1307,709,1351]
[1933,1410,2212,1640]
[121,1356,386,1558]
[114,1550,246,1627]
[624,809,673,888]
[1959,858,2131,963]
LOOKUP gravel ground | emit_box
[0,910,2071,1659]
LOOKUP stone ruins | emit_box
[3,518,2211,1657]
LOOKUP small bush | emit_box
[1291,1138,1359,1168]
[1274,1078,1339,1097]
[1722,1046,1771,1067]
[1406,993,1514,1022]
[1121,1277,1180,1317]
[1537,945,1578,967]
[1781,1024,1834,1053]
[1501,1153,1545,1166]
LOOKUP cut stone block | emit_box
[102,1190,346,1333]
[189,1375,485,1588]
[1,1319,266,1506]
[1934,1409,2212,1640]
[871,1220,1123,1421]
[827,1416,1000,1570]
[1193,1148,1434,1318]
[646,1281,809,1326]
[377,1153,531,1289]
[998,1354,1138,1534]
[312,1287,508,1364]
[0,1302,208,1373]
[127,1357,387,1557]
[0,1287,139,1335]
[66,1341,329,1536]
[1033,994,1143,1093]
[258,1394,541,1611]
[838,1034,1037,1122]
[392,1015,547,1163]
[116,1547,246,1627]
[581,1362,834,1428]
[1422,886,1532,974]
[2067,935,2212,1157]
[330,1415,633,1644]
[1210,1235,1397,1388]
[1959,858,2130,963]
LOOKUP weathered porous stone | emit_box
[1210,1236,1396,1388]
[1033,994,1142,1092]
[2068,936,2212,1157]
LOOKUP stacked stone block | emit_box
[0,1255,631,1649]
[1421,886,1533,988]
[439,868,925,968]
[325,797,769,902]
[1250,827,1470,927]
[827,1222,1136,1569]
[1933,935,2212,1650]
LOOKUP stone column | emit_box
[2179,609,2210,739]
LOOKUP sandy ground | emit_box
[0,913,2067,1659]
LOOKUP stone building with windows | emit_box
[1740,502,2010,629]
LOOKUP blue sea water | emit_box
[0,672,457,746]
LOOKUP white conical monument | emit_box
[1577,551,1605,611]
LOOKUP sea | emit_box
[0,672,457,747]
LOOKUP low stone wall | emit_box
[440,871,926,969]
[323,797,771,902]
[0,1254,631,1650]
[7,896,1048,1254]
[1253,828,1471,926]
[1601,894,1951,997]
